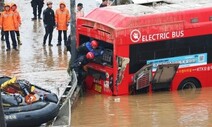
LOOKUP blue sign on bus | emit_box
[147,53,207,71]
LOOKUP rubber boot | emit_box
[17,36,22,45]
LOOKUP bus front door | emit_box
[151,63,179,91]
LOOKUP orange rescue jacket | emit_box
[0,10,18,31]
[13,10,21,31]
[55,3,70,31]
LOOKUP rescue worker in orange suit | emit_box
[43,1,55,46]
[71,52,95,85]
[55,2,70,46]
[0,4,18,51]
[11,3,22,45]
[31,0,44,20]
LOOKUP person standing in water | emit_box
[0,3,18,51]
[11,3,22,45]
[43,1,55,46]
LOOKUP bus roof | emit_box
[84,0,212,29]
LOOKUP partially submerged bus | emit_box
[76,0,212,95]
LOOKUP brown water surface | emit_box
[72,88,212,127]
[0,1,212,127]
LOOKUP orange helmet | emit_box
[91,40,98,48]
[86,52,94,59]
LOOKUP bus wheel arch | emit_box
[178,77,201,90]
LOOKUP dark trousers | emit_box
[58,30,67,44]
[73,67,87,86]
[43,26,54,45]
[1,30,4,40]
[32,5,43,18]
[15,31,21,43]
[4,31,17,49]
[15,31,20,36]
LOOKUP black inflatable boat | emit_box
[0,76,59,127]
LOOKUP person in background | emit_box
[31,0,44,20]
[99,0,109,7]
[11,3,22,45]
[43,1,55,46]
[0,12,5,41]
[0,3,18,51]
[65,3,84,53]
[55,2,70,46]
[76,3,84,18]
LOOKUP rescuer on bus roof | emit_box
[70,52,95,85]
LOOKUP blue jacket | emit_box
[77,42,104,57]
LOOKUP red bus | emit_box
[76,1,212,95]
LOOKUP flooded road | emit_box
[72,88,212,127]
[0,0,212,127]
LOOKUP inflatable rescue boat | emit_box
[0,76,59,127]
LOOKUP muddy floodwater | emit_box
[72,88,212,127]
[1,0,212,127]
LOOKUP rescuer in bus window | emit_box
[66,39,103,57]
[71,52,95,85]
[77,40,104,57]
